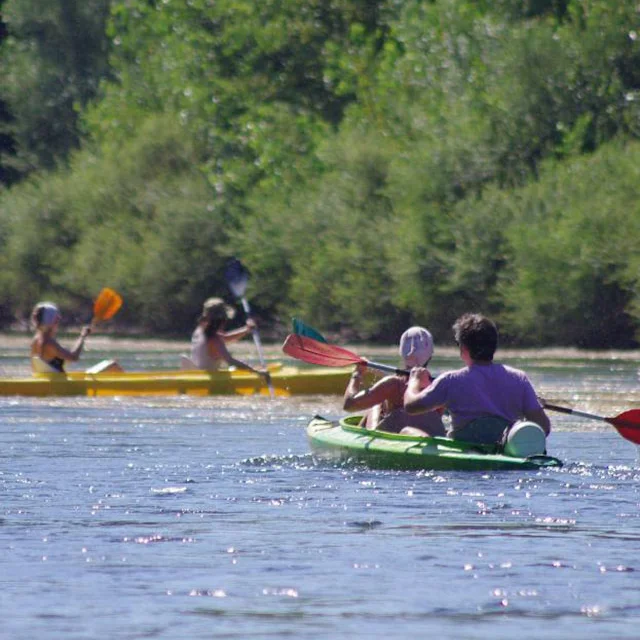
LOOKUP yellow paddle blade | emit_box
[93,288,123,322]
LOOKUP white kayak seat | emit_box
[31,357,62,374]
[85,359,123,374]
[503,421,546,457]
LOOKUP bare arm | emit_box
[219,319,256,344]
[209,335,269,378]
[42,326,91,363]
[403,367,437,414]
[343,366,395,412]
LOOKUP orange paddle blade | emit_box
[93,288,123,322]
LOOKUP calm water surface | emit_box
[1,345,640,639]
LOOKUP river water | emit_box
[1,339,639,639]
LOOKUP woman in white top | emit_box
[190,297,270,382]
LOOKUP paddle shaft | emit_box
[543,403,607,423]
[240,297,274,399]
[224,258,274,397]
[240,297,267,366]
[364,360,409,377]
[543,401,640,446]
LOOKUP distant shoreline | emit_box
[2,332,639,362]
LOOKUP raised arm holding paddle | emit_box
[30,288,122,374]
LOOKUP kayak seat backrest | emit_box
[85,359,123,374]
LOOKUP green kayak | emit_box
[307,415,563,471]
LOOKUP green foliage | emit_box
[498,138,640,347]
[1,0,639,347]
[0,114,231,331]
[0,0,111,174]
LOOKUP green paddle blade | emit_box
[292,318,327,343]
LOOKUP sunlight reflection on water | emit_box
[1,345,640,639]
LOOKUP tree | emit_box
[0,0,112,176]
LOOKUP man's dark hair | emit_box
[453,313,498,361]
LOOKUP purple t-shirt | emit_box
[409,363,543,433]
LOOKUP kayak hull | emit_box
[307,416,563,471]
[0,364,350,397]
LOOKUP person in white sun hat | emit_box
[343,326,445,435]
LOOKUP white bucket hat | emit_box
[38,302,61,327]
[399,326,434,367]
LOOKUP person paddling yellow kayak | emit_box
[30,302,90,373]
[30,289,123,374]
[188,297,271,385]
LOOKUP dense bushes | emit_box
[0,0,639,345]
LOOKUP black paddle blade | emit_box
[224,257,249,298]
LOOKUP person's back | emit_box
[190,325,221,370]
[419,362,542,440]
[189,297,271,384]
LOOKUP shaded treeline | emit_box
[0,0,639,347]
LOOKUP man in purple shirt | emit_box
[404,313,550,444]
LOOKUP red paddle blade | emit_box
[282,334,363,368]
[608,410,640,445]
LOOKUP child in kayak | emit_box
[30,302,91,373]
[189,297,271,382]
[404,313,550,444]
[343,326,445,436]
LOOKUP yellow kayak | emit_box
[0,363,350,397]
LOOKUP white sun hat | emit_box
[38,302,61,327]
[399,326,434,368]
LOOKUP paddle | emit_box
[224,257,274,397]
[282,333,409,376]
[91,287,123,327]
[292,317,327,343]
[542,401,640,445]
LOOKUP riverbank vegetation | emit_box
[1,0,639,347]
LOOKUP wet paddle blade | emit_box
[282,334,363,367]
[543,401,640,446]
[292,318,327,343]
[224,257,249,299]
[93,288,122,322]
[608,410,640,445]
